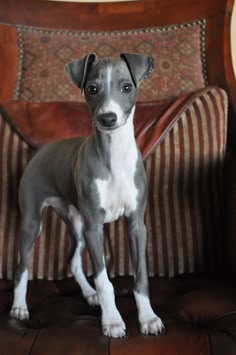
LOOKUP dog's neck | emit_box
[92,106,137,163]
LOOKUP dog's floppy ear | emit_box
[65,53,97,92]
[120,53,154,87]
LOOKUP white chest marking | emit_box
[95,113,138,223]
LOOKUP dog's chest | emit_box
[95,135,138,224]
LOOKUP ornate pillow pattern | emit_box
[0,87,227,280]
[14,20,207,102]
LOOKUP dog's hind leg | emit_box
[10,211,42,320]
[60,205,99,306]
[70,241,99,306]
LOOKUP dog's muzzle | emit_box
[97,112,117,129]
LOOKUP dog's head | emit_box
[65,53,153,132]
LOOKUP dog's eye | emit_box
[87,85,98,95]
[122,83,133,94]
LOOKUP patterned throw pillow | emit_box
[13,20,207,102]
[0,87,227,280]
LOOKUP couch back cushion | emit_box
[0,20,207,102]
[0,87,227,280]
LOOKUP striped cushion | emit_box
[0,87,227,280]
[107,87,228,277]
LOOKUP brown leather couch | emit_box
[1,1,236,354]
[1,274,236,354]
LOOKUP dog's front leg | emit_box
[85,224,126,338]
[127,214,164,335]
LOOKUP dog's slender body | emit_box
[10,53,164,337]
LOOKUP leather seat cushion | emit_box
[1,274,236,354]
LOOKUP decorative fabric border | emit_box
[14,19,208,102]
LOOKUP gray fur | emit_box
[10,53,164,337]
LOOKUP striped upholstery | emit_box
[0,87,227,280]
[107,87,228,277]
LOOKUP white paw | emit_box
[10,306,29,321]
[102,320,126,338]
[86,292,99,306]
[140,316,164,335]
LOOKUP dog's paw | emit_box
[86,292,99,306]
[140,316,164,335]
[10,306,29,321]
[102,321,126,338]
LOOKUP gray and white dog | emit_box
[10,53,164,338]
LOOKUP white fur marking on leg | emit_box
[134,291,164,335]
[95,269,126,338]
[10,270,29,320]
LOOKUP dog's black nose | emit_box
[97,112,117,128]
